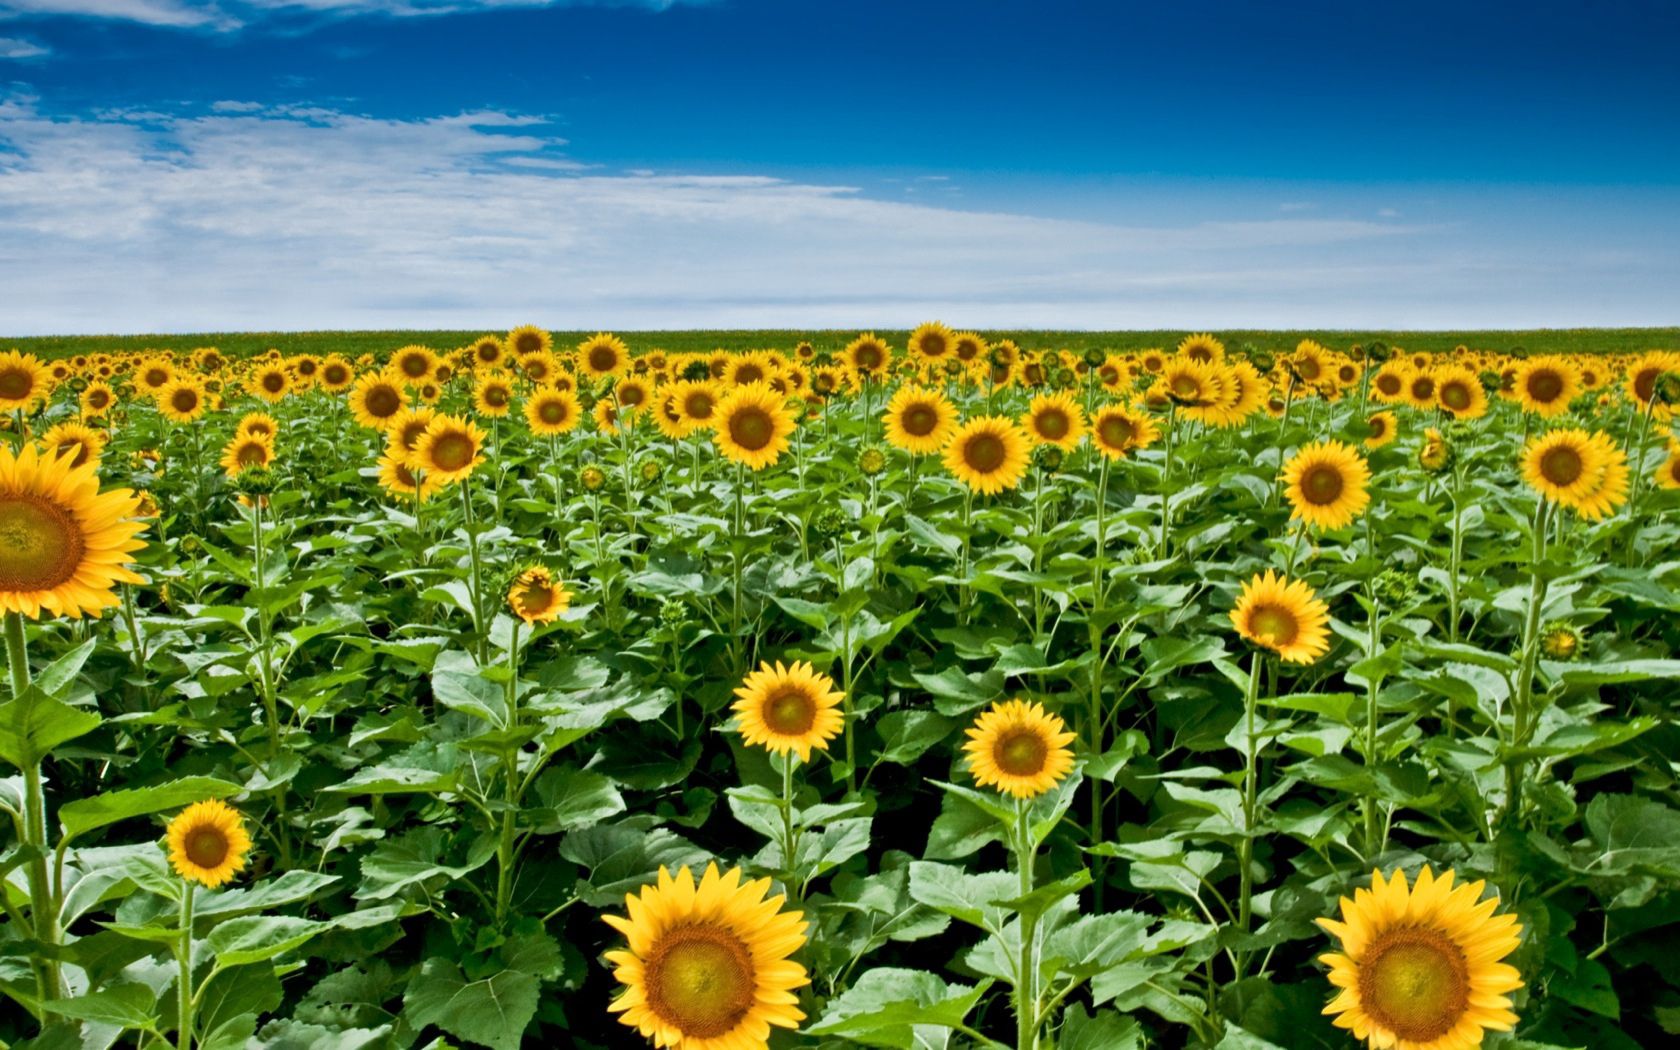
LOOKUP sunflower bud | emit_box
[857,446,887,476]
[1250,351,1276,373]
[1374,569,1416,608]
[1418,428,1452,472]
[658,598,690,631]
[639,458,663,483]
[810,505,848,538]
[1082,347,1106,368]
[1053,367,1078,389]
[1654,371,1680,406]
[580,465,607,492]
[1032,444,1065,475]
[681,361,711,382]
[234,465,279,496]
[1541,621,1585,661]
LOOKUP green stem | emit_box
[1237,648,1262,969]
[496,618,521,927]
[176,882,196,1050]
[1506,498,1551,827]
[1157,406,1177,560]
[459,477,490,666]
[780,755,800,900]
[1014,797,1039,1050]
[1362,510,1384,860]
[730,462,746,673]
[7,613,60,1005]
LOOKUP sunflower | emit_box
[1231,570,1331,664]
[39,421,106,470]
[842,334,892,378]
[731,660,845,761]
[412,415,485,485]
[0,350,49,412]
[473,373,516,418]
[235,412,279,443]
[951,331,988,364]
[882,385,956,455]
[1569,432,1628,521]
[385,407,437,458]
[1319,866,1523,1050]
[348,371,408,430]
[943,415,1030,494]
[578,333,631,380]
[605,862,809,1050]
[525,386,582,436]
[1282,440,1371,530]
[391,345,438,385]
[0,443,147,619]
[156,379,208,423]
[219,433,274,478]
[1213,360,1266,427]
[376,450,440,502]
[1089,404,1158,459]
[594,398,624,435]
[1624,350,1680,409]
[136,357,176,395]
[1364,411,1398,449]
[1403,369,1438,410]
[725,352,777,388]
[79,381,117,418]
[712,384,796,471]
[614,376,652,414]
[1370,362,1408,404]
[1655,448,1680,490]
[908,321,954,362]
[469,335,506,370]
[667,380,720,435]
[1177,333,1225,364]
[247,364,291,403]
[165,800,252,889]
[517,350,561,386]
[1020,392,1087,450]
[507,565,571,625]
[1419,428,1452,473]
[1520,429,1607,507]
[317,356,355,392]
[962,698,1077,799]
[1512,356,1578,417]
[1158,357,1222,413]
[1434,365,1487,420]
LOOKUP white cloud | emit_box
[0,97,1672,333]
[0,0,701,31]
[0,33,47,54]
[0,0,231,28]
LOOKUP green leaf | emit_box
[1583,794,1680,878]
[806,968,992,1047]
[1059,1004,1142,1050]
[908,861,1019,932]
[325,765,457,796]
[912,665,1004,716]
[206,915,334,967]
[34,640,97,699]
[1557,659,1680,685]
[530,766,625,833]
[40,983,158,1030]
[58,776,244,841]
[0,685,101,769]
[357,826,496,902]
[403,959,538,1050]
[875,710,959,765]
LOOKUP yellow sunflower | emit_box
[386,407,437,458]
[1655,448,1680,490]
[156,378,208,423]
[842,333,892,378]
[962,698,1077,799]
[951,331,988,364]
[236,411,279,443]
[376,451,440,502]
[1292,340,1328,384]
[1177,333,1225,364]
[247,364,292,403]
[391,345,438,386]
[136,357,176,395]
[1370,362,1408,404]
[517,350,561,386]
[1569,432,1628,521]
[1089,404,1159,460]
[317,356,355,392]
[166,799,252,889]
[348,371,408,430]
[908,321,955,362]
[578,333,631,380]
[1434,366,1487,420]
[712,384,796,471]
[942,415,1030,495]
[507,324,553,359]
[724,352,777,388]
[605,863,809,1050]
[0,443,147,619]
[1157,357,1222,413]
[473,372,516,418]
[525,386,582,436]
[594,398,624,435]
[1520,429,1606,507]
[1020,392,1087,450]
[1512,356,1578,417]
[0,350,51,412]
[79,380,117,418]
[1624,350,1680,409]
[666,380,719,436]
[1364,411,1398,449]
[614,376,652,415]
[1319,866,1523,1050]
[39,421,107,470]
[1230,570,1331,664]
[1403,369,1438,411]
[1282,440,1371,530]
[412,415,485,485]
[469,335,506,370]
[507,566,571,625]
[219,434,274,478]
[882,385,957,455]
[731,660,845,762]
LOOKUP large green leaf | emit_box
[0,685,101,769]
[403,959,538,1050]
[58,776,244,841]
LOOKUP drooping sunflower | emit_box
[165,799,252,889]
[79,380,117,418]
[1419,427,1452,472]
[1511,355,1578,417]
[578,333,631,380]
[219,433,274,478]
[712,383,796,471]
[507,565,571,625]
[412,415,485,486]
[1021,392,1087,450]
[391,345,438,386]
[1319,866,1523,1050]
[942,415,1030,495]
[525,386,582,436]
[667,380,719,435]
[731,660,845,762]
[1089,404,1158,459]
[1434,365,1487,420]
[1177,333,1225,364]
[473,372,516,418]
[882,384,957,455]
[908,321,955,362]
[247,364,292,403]
[39,421,107,469]
[605,863,809,1050]
[157,378,208,423]
[0,351,51,412]
[1230,570,1331,664]
[842,333,892,379]
[1520,429,1607,507]
[1282,440,1371,530]
[962,698,1077,799]
[0,443,148,619]
[348,371,408,430]
[1364,411,1398,449]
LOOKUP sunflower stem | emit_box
[495,619,521,927]
[7,613,62,1006]
[1157,405,1176,561]
[779,754,800,902]
[1087,455,1110,909]
[1505,497,1551,828]
[459,476,490,667]
[176,881,196,1050]
[1237,648,1263,975]
[1013,796,1039,1050]
[729,462,746,674]
[1361,508,1385,861]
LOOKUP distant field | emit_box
[4,327,1677,359]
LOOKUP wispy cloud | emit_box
[0,0,701,31]
[0,32,48,54]
[0,96,1671,333]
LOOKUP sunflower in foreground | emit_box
[166,799,252,889]
[578,333,631,379]
[605,863,809,1050]
[0,350,52,410]
[79,381,117,418]
[1089,404,1159,459]
[882,384,956,455]
[412,415,485,485]
[1230,570,1331,664]
[1282,440,1371,530]
[1364,411,1398,449]
[1519,429,1606,509]
[525,386,582,436]
[0,443,147,619]
[962,698,1077,799]
[731,660,845,762]
[1655,448,1680,490]
[507,565,571,625]
[1433,365,1487,420]
[667,380,719,436]
[1319,866,1523,1050]
[943,415,1030,495]
[713,384,796,471]
[1021,392,1087,450]
[348,371,408,429]
[247,364,291,403]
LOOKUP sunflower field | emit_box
[1,326,1679,1050]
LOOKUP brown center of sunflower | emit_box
[1098,416,1135,448]
[525,360,551,381]
[992,728,1048,777]
[684,393,715,420]
[1526,370,1563,402]
[734,364,764,384]
[323,364,349,385]
[956,340,979,361]
[762,687,816,735]
[1297,358,1321,380]
[1368,417,1387,439]
[87,389,110,408]
[1248,604,1299,646]
[1186,346,1213,363]
[728,406,774,451]
[237,442,268,467]
[1376,373,1402,395]
[519,582,555,615]
[57,440,90,469]
[401,355,429,378]
[1440,382,1471,411]
[644,924,757,1039]
[920,333,948,357]
[185,827,230,869]
[429,433,476,471]
[392,461,420,488]
[588,345,618,373]
[1171,374,1200,398]
[617,385,644,408]
[485,386,509,407]
[1635,367,1660,402]
[1409,376,1435,400]
[0,494,86,592]
[539,399,568,424]
[1357,926,1470,1044]
[262,372,285,393]
[962,433,1006,473]
[1299,463,1345,505]
[366,386,402,418]
[902,404,939,436]
[1034,408,1069,440]
[171,388,199,413]
[516,333,542,355]
[1539,445,1583,486]
[144,368,169,388]
[0,368,34,400]
[854,345,883,371]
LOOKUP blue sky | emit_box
[1,0,1677,333]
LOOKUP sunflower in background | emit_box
[713,384,795,470]
[1231,570,1331,664]
[732,660,845,761]
[842,333,892,379]
[220,433,275,478]
[412,415,485,485]
[724,351,777,387]
[79,380,117,418]
[613,376,652,415]
[348,371,407,429]
[1403,368,1438,410]
[908,320,955,363]
[882,385,956,455]
[1089,404,1159,459]
[525,386,582,436]
[377,450,439,502]
[1655,446,1680,490]
[318,356,355,392]
[1178,332,1225,364]
[1021,392,1087,450]
[1511,355,1577,417]
[507,566,571,625]
[1624,350,1680,411]
[467,335,506,371]
[40,421,107,469]
[943,415,1030,494]
[473,373,515,418]
[1318,866,1523,1050]
[166,800,252,889]
[236,411,279,443]
[157,378,208,423]
[136,356,176,396]
[506,324,552,359]
[1364,410,1399,449]
[578,333,631,380]
[951,331,988,366]
[391,345,438,386]
[1157,356,1223,416]
[517,349,561,386]
[1282,440,1371,530]
[963,698,1077,799]
[1434,364,1488,420]
[593,398,623,435]
[1292,340,1329,385]
[247,363,292,403]
[1370,361,1408,404]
